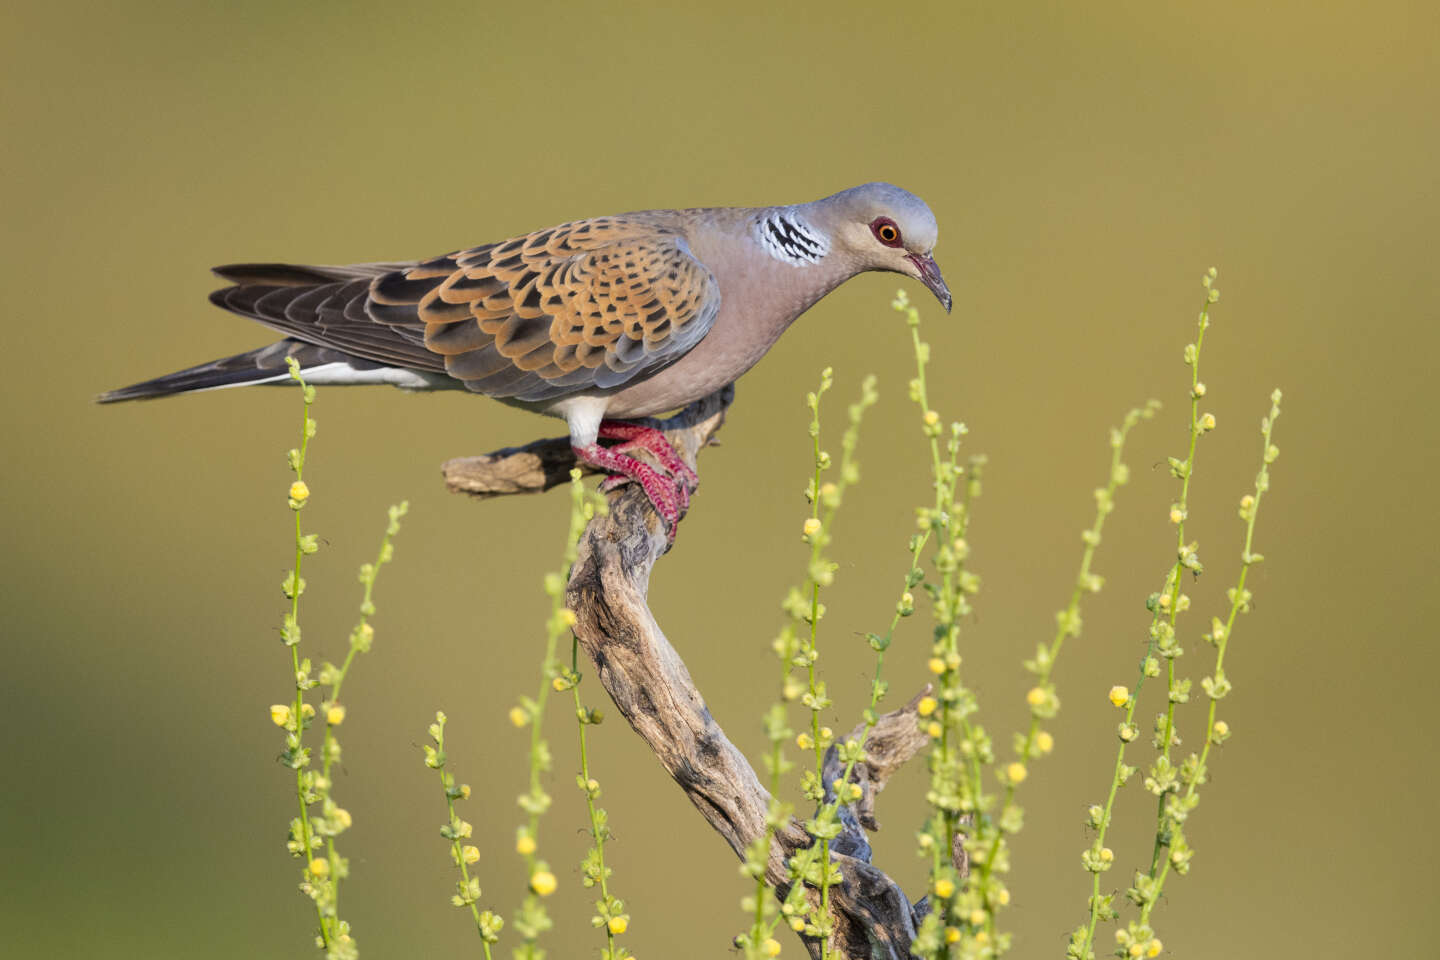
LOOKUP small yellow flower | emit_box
[289,481,310,502]
[1006,762,1027,784]
[1099,847,1115,863]
[802,517,822,538]
[300,703,316,719]
[995,888,1010,906]
[1129,944,1144,958]
[456,819,474,839]
[1213,720,1230,737]
[462,845,480,865]
[820,726,833,742]
[332,808,352,830]
[969,909,986,926]
[763,937,782,957]
[1168,507,1183,524]
[1035,731,1054,754]
[796,732,814,750]
[1199,412,1216,432]
[326,704,346,726]
[270,704,292,727]
[509,706,527,727]
[1108,685,1130,708]
[1240,494,1255,511]
[917,696,938,717]
[788,916,805,932]
[459,784,471,799]
[515,833,536,856]
[530,869,557,896]
[607,916,628,935]
[926,721,943,738]
[928,657,946,675]
[1193,381,1207,397]
[1147,938,1163,957]
[551,676,567,692]
[586,778,600,792]
[308,857,330,878]
[558,608,578,628]
[1026,686,1046,707]
[944,926,961,943]
[934,878,955,899]
[819,481,838,500]
[923,409,940,426]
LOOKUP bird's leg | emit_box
[595,421,699,491]
[572,441,687,539]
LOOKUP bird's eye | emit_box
[870,217,903,247]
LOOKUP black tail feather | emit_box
[97,339,379,403]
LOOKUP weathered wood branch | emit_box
[447,388,933,958]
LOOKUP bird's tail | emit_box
[97,339,381,402]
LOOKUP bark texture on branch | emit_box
[448,387,931,958]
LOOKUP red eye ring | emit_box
[870,217,903,247]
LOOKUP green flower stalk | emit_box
[273,359,405,960]
[424,712,503,957]
[509,470,607,960]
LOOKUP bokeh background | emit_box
[3,1,1435,957]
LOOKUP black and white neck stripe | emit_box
[755,211,829,266]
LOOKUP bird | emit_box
[101,182,951,535]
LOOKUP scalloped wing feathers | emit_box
[208,217,721,404]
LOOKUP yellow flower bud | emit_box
[551,676,567,692]
[459,784,471,799]
[1108,685,1130,708]
[326,704,346,726]
[763,937,782,957]
[515,833,537,856]
[820,726,833,742]
[995,888,1010,906]
[308,857,330,878]
[1099,847,1115,863]
[270,704,292,727]
[1147,939,1163,957]
[289,481,310,502]
[796,732,813,750]
[1213,720,1230,737]
[928,657,947,675]
[558,608,578,628]
[1129,944,1144,958]
[607,916,628,935]
[934,878,955,899]
[788,916,805,932]
[969,909,986,926]
[917,696,938,717]
[462,845,480,865]
[1035,730,1054,754]
[1026,686,1046,707]
[300,703,316,719]
[802,517,822,538]
[332,808,353,830]
[926,721,943,738]
[944,926,961,943]
[509,706,527,728]
[1169,507,1183,525]
[1006,762,1027,784]
[923,410,940,426]
[529,870,557,896]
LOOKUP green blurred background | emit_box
[3,1,1435,956]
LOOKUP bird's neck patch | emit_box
[755,211,829,266]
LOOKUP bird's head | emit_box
[820,182,951,313]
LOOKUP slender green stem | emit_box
[1137,389,1281,927]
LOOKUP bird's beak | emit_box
[907,253,952,313]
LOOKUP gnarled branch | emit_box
[448,388,932,958]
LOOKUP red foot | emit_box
[596,421,699,492]
[573,422,697,540]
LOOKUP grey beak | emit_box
[908,253,952,313]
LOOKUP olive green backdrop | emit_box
[3,1,1435,957]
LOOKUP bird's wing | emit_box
[209,217,721,403]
